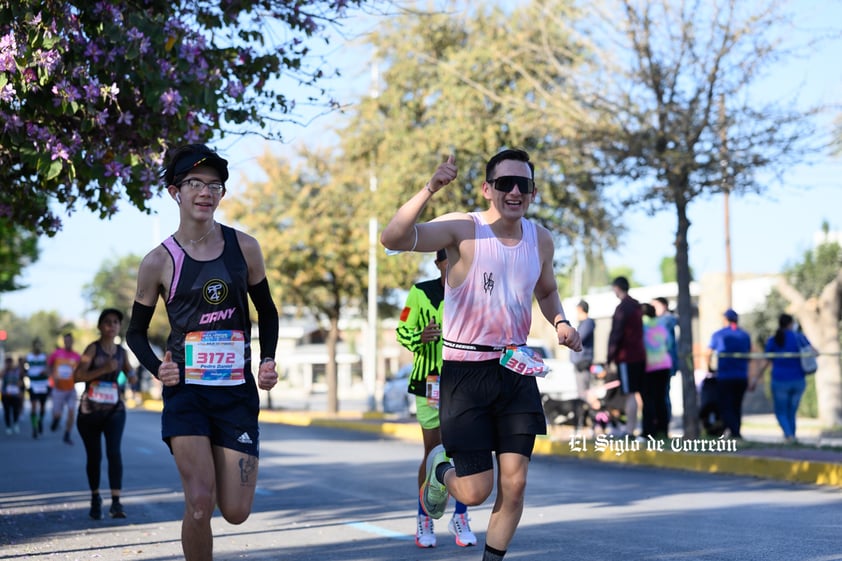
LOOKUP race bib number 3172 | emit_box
[185,330,246,386]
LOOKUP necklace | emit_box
[185,222,216,246]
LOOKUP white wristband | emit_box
[410,225,418,251]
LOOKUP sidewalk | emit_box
[247,404,842,489]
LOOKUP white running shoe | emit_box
[415,514,436,548]
[448,512,477,547]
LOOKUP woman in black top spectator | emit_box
[74,308,136,520]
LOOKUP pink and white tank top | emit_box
[443,213,541,362]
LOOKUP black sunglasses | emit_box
[488,175,535,194]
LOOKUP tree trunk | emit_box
[675,197,700,438]
[326,316,339,415]
[814,279,842,427]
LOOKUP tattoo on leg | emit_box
[239,456,256,484]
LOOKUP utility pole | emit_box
[719,95,733,309]
[365,60,380,411]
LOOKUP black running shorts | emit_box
[439,359,546,475]
[161,383,260,457]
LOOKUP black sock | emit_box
[435,461,453,483]
[482,543,506,561]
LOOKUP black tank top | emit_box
[161,224,254,389]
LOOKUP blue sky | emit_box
[2,1,840,322]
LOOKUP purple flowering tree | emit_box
[0,0,364,238]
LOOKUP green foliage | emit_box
[745,288,790,348]
[0,221,38,292]
[81,254,169,347]
[223,148,386,321]
[0,309,68,356]
[0,0,365,239]
[344,0,620,289]
[659,255,694,284]
[608,266,638,287]
[785,241,842,300]
[799,375,818,419]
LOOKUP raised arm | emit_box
[380,154,459,254]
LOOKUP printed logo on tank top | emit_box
[203,278,229,305]
[483,272,495,294]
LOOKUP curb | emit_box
[141,401,842,489]
[531,437,842,488]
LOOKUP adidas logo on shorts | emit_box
[237,432,253,444]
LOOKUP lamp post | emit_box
[719,94,733,309]
[364,60,380,411]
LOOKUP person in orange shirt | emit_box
[49,332,82,445]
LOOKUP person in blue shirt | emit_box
[750,313,817,443]
[704,309,752,438]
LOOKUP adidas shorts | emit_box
[161,382,260,457]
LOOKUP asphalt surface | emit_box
[3,406,842,560]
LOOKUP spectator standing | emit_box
[607,277,646,438]
[651,296,679,423]
[569,300,595,400]
[651,297,679,375]
[48,332,82,445]
[641,303,672,438]
[750,313,817,443]
[2,356,25,434]
[704,309,752,439]
[25,339,49,439]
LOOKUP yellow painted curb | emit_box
[141,401,842,488]
[532,436,842,488]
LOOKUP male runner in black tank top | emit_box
[127,144,279,561]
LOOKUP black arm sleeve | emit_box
[126,301,163,377]
[248,277,279,361]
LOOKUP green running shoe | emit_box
[420,444,450,519]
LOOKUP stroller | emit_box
[584,364,626,436]
[541,363,626,436]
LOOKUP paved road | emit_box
[2,408,842,560]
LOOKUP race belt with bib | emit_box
[29,379,50,394]
[87,381,119,404]
[443,339,550,377]
[184,330,246,386]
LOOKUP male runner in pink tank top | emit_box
[381,148,582,561]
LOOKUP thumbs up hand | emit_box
[257,358,279,391]
[158,350,179,387]
[428,153,457,193]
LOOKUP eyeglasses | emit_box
[488,175,535,194]
[178,178,225,195]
